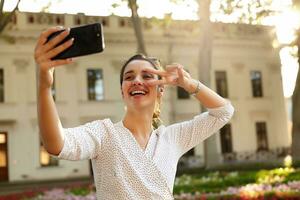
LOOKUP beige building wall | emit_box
[0,11,289,182]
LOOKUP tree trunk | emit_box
[198,0,219,168]
[291,33,300,161]
[127,0,147,55]
[0,0,20,34]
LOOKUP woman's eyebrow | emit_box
[124,70,134,75]
[142,70,154,74]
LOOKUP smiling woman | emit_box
[34,24,234,199]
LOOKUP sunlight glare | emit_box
[280,47,299,98]
[275,10,300,44]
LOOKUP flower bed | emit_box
[174,181,300,200]
[0,183,95,200]
[1,168,300,200]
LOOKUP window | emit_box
[87,69,104,101]
[256,122,269,151]
[0,69,4,102]
[220,124,233,153]
[0,133,7,167]
[215,71,228,98]
[251,71,263,97]
[0,132,8,181]
[40,141,58,167]
[119,19,126,27]
[101,18,109,26]
[177,86,190,99]
[28,14,34,23]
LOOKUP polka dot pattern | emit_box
[56,102,234,199]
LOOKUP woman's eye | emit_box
[124,76,132,80]
[143,74,154,79]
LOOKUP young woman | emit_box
[35,27,234,200]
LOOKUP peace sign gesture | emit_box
[145,63,193,91]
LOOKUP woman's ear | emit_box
[157,85,164,97]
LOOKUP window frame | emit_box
[39,140,59,167]
[87,68,104,101]
[255,121,269,151]
[250,70,263,98]
[0,69,4,102]
[215,70,229,98]
[220,124,233,154]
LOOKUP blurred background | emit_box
[0,0,300,199]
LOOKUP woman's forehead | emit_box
[124,60,155,73]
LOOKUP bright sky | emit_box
[4,0,299,97]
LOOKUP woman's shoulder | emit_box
[77,118,114,131]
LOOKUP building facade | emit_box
[0,11,289,182]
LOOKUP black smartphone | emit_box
[47,23,105,60]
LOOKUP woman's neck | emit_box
[122,108,153,138]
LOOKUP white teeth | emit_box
[131,90,146,95]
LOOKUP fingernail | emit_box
[64,28,70,33]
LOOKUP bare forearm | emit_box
[34,27,73,155]
[38,87,64,155]
[184,79,228,109]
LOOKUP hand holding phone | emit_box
[47,23,105,60]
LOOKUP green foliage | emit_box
[174,171,256,194]
[256,167,295,184]
[68,187,91,196]
[285,168,300,182]
[211,0,277,24]
[174,167,300,195]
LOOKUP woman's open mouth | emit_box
[130,90,147,96]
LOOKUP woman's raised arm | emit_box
[34,26,74,155]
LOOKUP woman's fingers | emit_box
[39,58,73,72]
[165,63,183,71]
[144,68,167,77]
[177,66,185,82]
[36,26,64,49]
[42,28,70,53]
[49,58,73,68]
[145,63,190,87]
[44,38,74,60]
[35,26,66,62]
[146,79,167,86]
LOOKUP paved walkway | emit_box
[0,176,93,196]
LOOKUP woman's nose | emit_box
[132,76,143,85]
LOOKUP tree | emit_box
[127,0,147,55]
[0,0,20,34]
[212,0,275,24]
[197,0,219,168]
[292,0,300,161]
